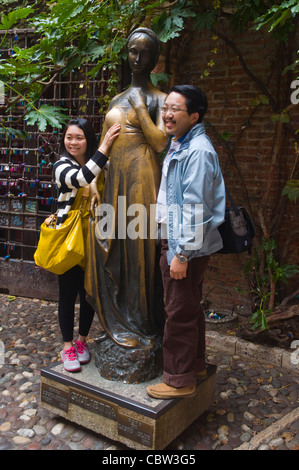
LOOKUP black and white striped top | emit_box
[53,150,108,228]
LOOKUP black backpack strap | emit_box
[225,186,240,215]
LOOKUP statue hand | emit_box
[89,181,101,219]
[128,89,146,109]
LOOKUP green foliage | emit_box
[25,105,68,132]
[254,0,299,41]
[0,125,28,141]
[282,179,299,201]
[0,0,298,321]
[0,0,196,135]
[0,6,34,36]
[283,55,299,77]
[253,0,299,76]
[243,237,299,330]
[151,0,196,42]
[192,0,299,77]
[150,72,169,87]
[1,0,298,137]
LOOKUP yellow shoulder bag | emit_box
[34,187,89,275]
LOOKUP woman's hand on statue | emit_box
[128,89,146,110]
[99,123,121,155]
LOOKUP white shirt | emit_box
[156,138,182,224]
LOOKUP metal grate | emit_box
[0,29,108,262]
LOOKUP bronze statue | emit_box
[85,28,168,358]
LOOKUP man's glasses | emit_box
[161,106,188,114]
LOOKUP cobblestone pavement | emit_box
[0,294,299,451]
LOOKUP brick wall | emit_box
[169,24,299,315]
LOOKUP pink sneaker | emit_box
[61,346,81,372]
[74,340,90,364]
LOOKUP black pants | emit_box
[58,265,95,343]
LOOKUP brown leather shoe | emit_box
[146,382,196,399]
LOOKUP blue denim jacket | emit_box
[165,123,226,265]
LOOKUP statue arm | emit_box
[129,91,168,153]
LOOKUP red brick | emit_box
[170,22,299,312]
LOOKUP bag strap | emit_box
[225,186,240,216]
[78,186,90,213]
[82,186,89,198]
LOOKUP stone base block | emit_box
[40,359,216,450]
[94,337,163,383]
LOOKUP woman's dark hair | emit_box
[171,85,208,123]
[126,27,160,72]
[60,118,98,163]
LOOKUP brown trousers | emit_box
[160,240,210,388]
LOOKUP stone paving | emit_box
[0,293,299,451]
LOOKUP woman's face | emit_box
[128,33,156,75]
[64,125,87,164]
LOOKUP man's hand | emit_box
[170,256,188,280]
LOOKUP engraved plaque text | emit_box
[41,383,69,412]
[118,413,153,447]
[69,388,118,421]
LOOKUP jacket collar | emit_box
[180,122,206,145]
[171,123,206,159]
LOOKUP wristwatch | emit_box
[175,253,189,263]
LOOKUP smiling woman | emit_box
[63,126,88,166]
[52,118,120,373]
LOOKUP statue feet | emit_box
[111,331,153,350]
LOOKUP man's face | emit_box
[162,92,199,139]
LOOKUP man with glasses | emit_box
[147,85,226,399]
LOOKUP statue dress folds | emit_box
[85,103,164,351]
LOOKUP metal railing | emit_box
[0,29,108,262]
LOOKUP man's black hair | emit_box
[171,85,208,123]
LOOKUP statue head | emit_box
[126,27,161,75]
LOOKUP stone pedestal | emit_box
[94,337,163,383]
[40,359,216,450]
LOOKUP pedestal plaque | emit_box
[40,359,216,450]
